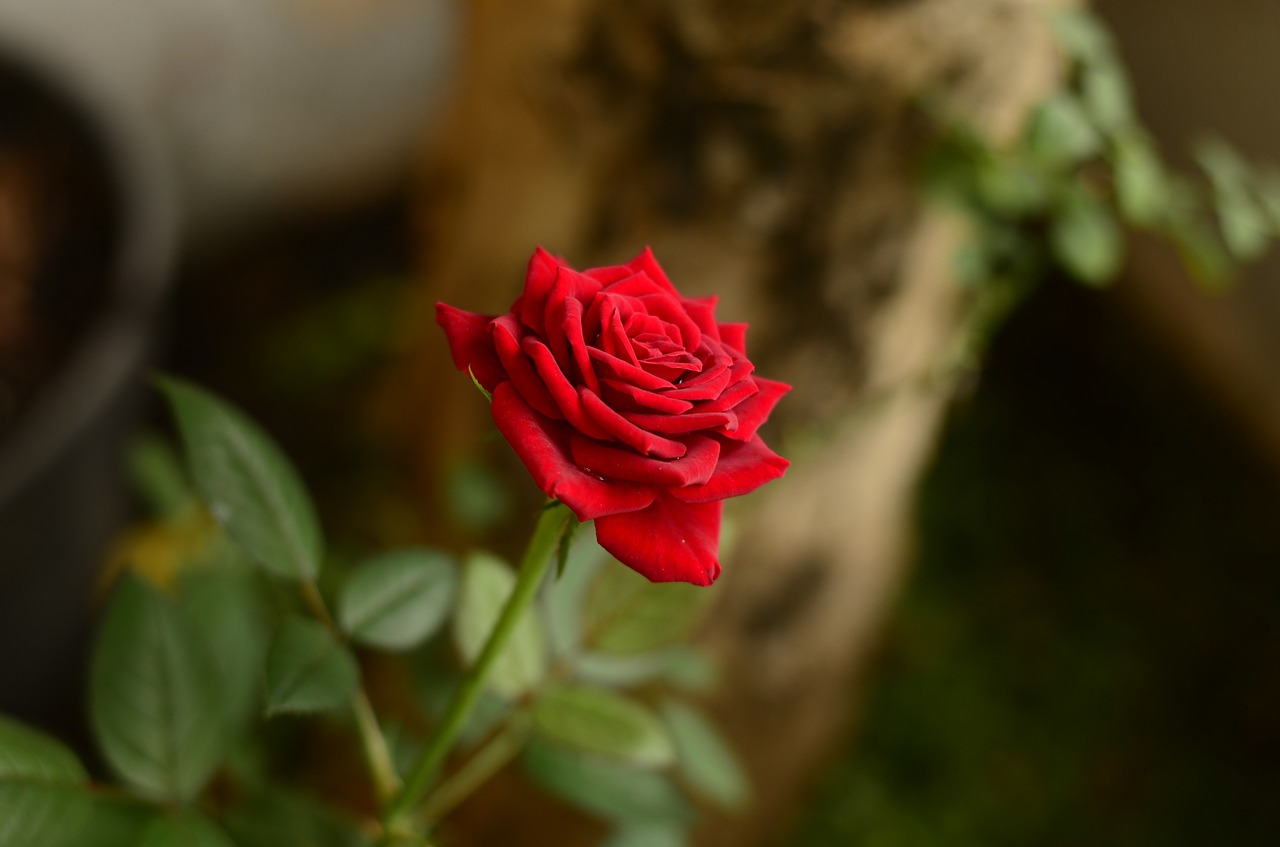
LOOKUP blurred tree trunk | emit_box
[401,0,1070,843]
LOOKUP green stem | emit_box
[301,580,401,803]
[384,501,572,827]
[418,714,532,825]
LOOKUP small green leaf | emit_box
[156,375,324,581]
[338,549,457,651]
[533,684,675,767]
[973,157,1050,217]
[126,433,194,519]
[453,552,546,699]
[603,824,689,847]
[1080,61,1133,133]
[544,525,609,656]
[467,366,493,402]
[264,617,360,716]
[0,716,91,847]
[1051,8,1114,62]
[1113,133,1169,227]
[661,701,750,809]
[1049,186,1123,285]
[1024,94,1102,167]
[139,812,236,847]
[523,738,693,824]
[556,516,582,579]
[1255,167,1280,231]
[1170,217,1234,287]
[1195,138,1271,260]
[583,562,709,654]
[90,574,226,801]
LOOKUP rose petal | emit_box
[669,436,789,503]
[580,389,687,459]
[588,347,672,391]
[623,246,681,297]
[637,292,701,352]
[436,304,504,391]
[594,496,722,585]
[681,296,720,339]
[491,315,560,419]
[601,380,694,415]
[691,375,757,414]
[718,322,748,355]
[583,263,635,285]
[544,266,602,375]
[570,433,719,486]
[720,376,789,441]
[622,410,736,435]
[515,247,564,334]
[491,383,656,520]
[560,296,600,394]
[600,300,640,366]
[524,338,611,440]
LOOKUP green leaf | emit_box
[533,684,675,768]
[90,574,226,801]
[1049,186,1123,286]
[221,784,372,847]
[1256,167,1280,231]
[1195,138,1271,260]
[659,648,718,692]
[76,801,156,847]
[0,716,91,847]
[1113,133,1169,227]
[126,433,194,519]
[175,560,270,733]
[583,562,709,654]
[338,549,458,651]
[139,812,236,847]
[661,701,750,809]
[156,375,324,581]
[544,524,608,656]
[264,617,360,716]
[523,738,693,824]
[1080,61,1133,133]
[1051,8,1114,62]
[1024,95,1102,167]
[1170,217,1234,287]
[603,824,689,847]
[556,516,582,579]
[467,365,493,402]
[973,156,1050,217]
[453,552,546,699]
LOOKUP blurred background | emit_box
[1,0,1278,844]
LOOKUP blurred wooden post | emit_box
[405,1,1071,843]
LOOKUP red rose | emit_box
[437,247,789,586]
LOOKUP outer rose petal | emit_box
[718,322,748,355]
[436,304,504,391]
[721,376,790,441]
[491,383,656,520]
[570,433,719,486]
[669,436,790,503]
[515,247,562,334]
[624,246,680,297]
[595,496,722,585]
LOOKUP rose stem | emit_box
[417,713,533,826]
[383,501,573,829]
[300,580,402,805]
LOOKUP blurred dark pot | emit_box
[0,41,176,726]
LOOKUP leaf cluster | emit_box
[1,377,748,846]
